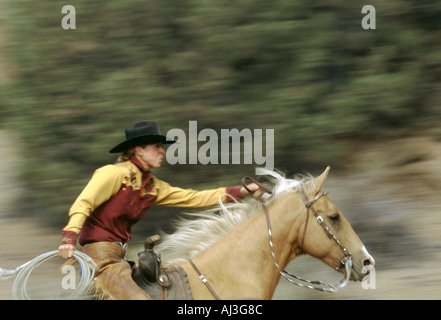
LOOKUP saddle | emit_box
[132,235,193,300]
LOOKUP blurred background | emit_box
[0,0,441,299]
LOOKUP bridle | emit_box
[189,176,353,299]
[298,189,352,272]
[242,176,353,293]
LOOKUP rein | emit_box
[188,259,221,300]
[242,176,353,293]
[190,176,353,299]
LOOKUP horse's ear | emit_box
[314,166,331,195]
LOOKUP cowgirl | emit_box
[58,120,260,299]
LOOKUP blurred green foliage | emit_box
[0,0,440,228]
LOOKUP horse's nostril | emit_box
[363,259,371,266]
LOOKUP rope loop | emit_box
[1,250,97,300]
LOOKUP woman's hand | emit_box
[58,244,75,259]
[240,183,265,198]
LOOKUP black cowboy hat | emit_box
[109,120,176,153]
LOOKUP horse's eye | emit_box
[328,213,340,223]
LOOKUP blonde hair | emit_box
[116,144,150,163]
[117,147,136,163]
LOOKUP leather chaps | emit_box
[81,242,152,300]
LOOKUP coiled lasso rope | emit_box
[1,250,96,300]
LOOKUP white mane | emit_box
[156,169,315,264]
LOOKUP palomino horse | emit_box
[155,167,375,299]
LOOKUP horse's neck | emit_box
[184,193,305,299]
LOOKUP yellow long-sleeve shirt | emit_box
[61,157,242,246]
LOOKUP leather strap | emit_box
[189,259,221,300]
[241,176,273,199]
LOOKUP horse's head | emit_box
[298,167,375,282]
